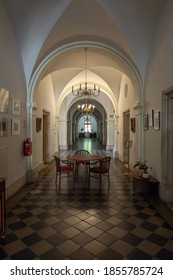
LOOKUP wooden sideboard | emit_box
[79,132,96,138]
[133,174,159,196]
[0,178,5,237]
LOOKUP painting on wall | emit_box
[0,117,8,136]
[0,88,9,113]
[144,114,148,130]
[154,111,160,130]
[11,118,20,135]
[148,109,154,127]
[12,97,21,115]
[130,118,136,133]
[36,117,42,132]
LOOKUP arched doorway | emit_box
[66,98,108,149]
[27,42,143,182]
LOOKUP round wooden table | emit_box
[68,154,103,186]
[68,154,103,163]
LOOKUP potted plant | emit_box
[133,160,151,178]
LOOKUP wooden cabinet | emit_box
[79,133,97,138]
[133,174,159,196]
[0,178,5,237]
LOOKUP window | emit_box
[84,119,91,132]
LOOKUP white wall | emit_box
[33,75,57,168]
[117,75,136,167]
[0,2,27,198]
[144,0,173,180]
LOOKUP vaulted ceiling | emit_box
[2,0,166,101]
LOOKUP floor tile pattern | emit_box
[0,139,173,260]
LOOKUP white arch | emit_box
[57,84,117,116]
[27,41,143,170]
[28,41,143,104]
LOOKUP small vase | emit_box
[142,172,149,179]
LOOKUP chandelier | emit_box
[77,99,95,113]
[72,47,100,97]
[77,103,95,113]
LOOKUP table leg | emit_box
[83,162,89,187]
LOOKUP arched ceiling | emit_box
[2,0,166,102]
[70,98,106,131]
[40,46,124,103]
[69,97,106,118]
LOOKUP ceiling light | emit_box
[72,48,100,97]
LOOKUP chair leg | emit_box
[72,170,75,189]
[75,163,78,178]
[68,172,73,189]
[108,172,110,191]
[99,174,101,191]
[59,174,61,190]
[55,173,57,187]
[88,170,90,188]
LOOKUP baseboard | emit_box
[5,175,27,200]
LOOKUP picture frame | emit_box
[148,109,154,127]
[154,111,160,130]
[36,117,42,132]
[144,114,148,130]
[124,140,133,148]
[0,117,8,136]
[11,118,20,135]
[12,97,21,115]
[130,118,136,133]
[0,88,9,113]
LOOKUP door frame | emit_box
[123,110,130,163]
[43,110,50,164]
[162,86,173,202]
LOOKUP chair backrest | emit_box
[54,156,61,172]
[100,156,111,171]
[75,149,90,155]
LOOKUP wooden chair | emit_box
[54,156,74,190]
[75,149,90,156]
[89,156,111,191]
[74,149,90,176]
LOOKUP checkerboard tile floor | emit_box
[1,149,173,260]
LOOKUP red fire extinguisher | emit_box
[23,138,32,156]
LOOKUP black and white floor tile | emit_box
[0,139,173,260]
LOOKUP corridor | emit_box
[0,139,173,260]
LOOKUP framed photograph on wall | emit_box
[0,117,8,136]
[11,118,20,135]
[0,88,9,113]
[144,114,148,130]
[154,111,160,130]
[148,109,154,127]
[130,118,136,133]
[12,97,21,115]
[36,117,42,132]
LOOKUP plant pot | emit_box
[142,172,149,179]
[134,169,143,176]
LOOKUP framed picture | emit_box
[0,88,9,113]
[11,118,20,135]
[12,97,21,115]
[154,111,160,130]
[148,109,154,127]
[124,140,133,148]
[130,118,136,133]
[144,114,148,130]
[36,117,42,132]
[0,117,8,136]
